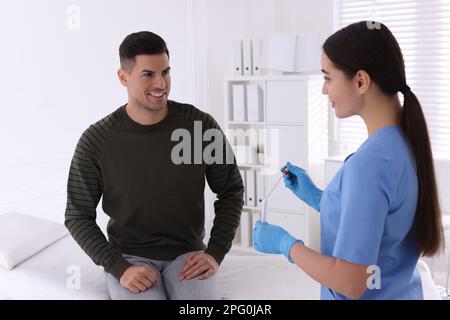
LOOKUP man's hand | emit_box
[119,265,159,293]
[178,252,219,281]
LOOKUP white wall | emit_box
[0,0,195,165]
[0,0,197,219]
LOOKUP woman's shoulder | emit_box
[344,150,390,177]
[343,136,416,191]
[353,128,413,167]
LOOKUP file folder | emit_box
[246,84,262,122]
[252,38,263,75]
[261,33,297,72]
[252,212,260,228]
[233,39,243,76]
[294,34,321,72]
[243,38,253,76]
[245,169,256,207]
[239,169,247,206]
[256,171,265,209]
[232,84,247,121]
[240,211,251,247]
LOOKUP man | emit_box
[64,31,244,300]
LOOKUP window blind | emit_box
[335,0,450,159]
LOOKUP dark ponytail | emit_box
[323,21,443,256]
[401,90,443,256]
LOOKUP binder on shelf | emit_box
[252,38,263,76]
[243,38,253,76]
[246,84,263,122]
[240,211,251,247]
[260,33,297,73]
[249,144,258,165]
[256,172,265,208]
[232,84,247,121]
[252,212,260,228]
[239,169,247,206]
[234,145,255,165]
[233,39,243,76]
[245,170,256,207]
[294,34,321,72]
[232,225,241,245]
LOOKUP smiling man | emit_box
[64,31,244,300]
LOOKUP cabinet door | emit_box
[267,211,305,240]
[266,80,307,124]
[264,125,307,212]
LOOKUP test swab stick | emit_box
[260,168,289,222]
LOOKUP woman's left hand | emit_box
[252,221,303,263]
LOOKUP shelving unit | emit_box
[224,73,329,253]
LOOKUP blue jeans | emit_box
[105,252,220,300]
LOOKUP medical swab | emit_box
[260,168,289,222]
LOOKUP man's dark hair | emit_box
[119,31,169,72]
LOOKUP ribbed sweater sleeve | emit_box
[202,114,244,264]
[64,116,131,281]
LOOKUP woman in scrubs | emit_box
[252,21,444,299]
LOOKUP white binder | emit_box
[256,171,265,208]
[261,33,297,72]
[243,38,253,76]
[240,211,251,247]
[252,212,260,229]
[245,169,256,207]
[232,229,241,246]
[232,84,247,121]
[233,39,243,76]
[252,38,263,75]
[246,84,262,122]
[239,169,247,206]
[294,34,321,72]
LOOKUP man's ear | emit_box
[117,68,128,87]
[354,70,371,94]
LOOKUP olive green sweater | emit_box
[65,101,244,280]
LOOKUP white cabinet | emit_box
[265,125,308,169]
[265,125,307,212]
[268,211,306,240]
[224,74,329,253]
[266,80,307,124]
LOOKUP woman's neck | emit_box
[360,92,402,137]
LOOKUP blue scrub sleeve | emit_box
[333,154,392,266]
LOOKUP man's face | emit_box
[118,53,171,111]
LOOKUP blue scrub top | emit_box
[320,125,423,299]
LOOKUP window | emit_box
[335,0,450,159]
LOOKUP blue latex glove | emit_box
[252,220,303,263]
[281,162,323,212]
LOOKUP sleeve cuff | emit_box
[205,243,228,265]
[106,255,133,281]
[288,239,304,263]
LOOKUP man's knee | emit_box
[167,272,220,300]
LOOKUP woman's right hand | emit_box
[281,162,323,212]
